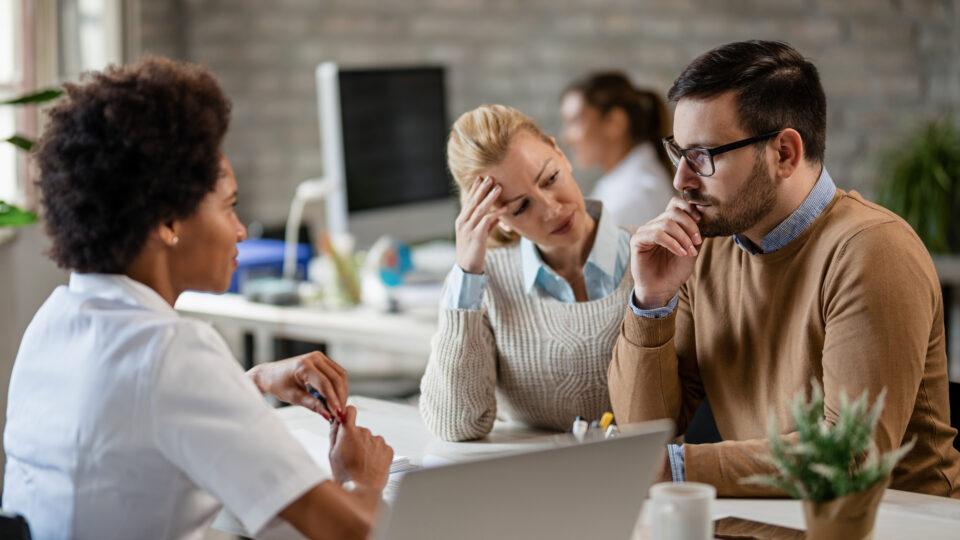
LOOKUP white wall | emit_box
[0,224,69,486]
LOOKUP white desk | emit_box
[175,292,438,377]
[215,397,960,540]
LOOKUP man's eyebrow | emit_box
[679,139,718,149]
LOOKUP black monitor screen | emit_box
[338,67,452,213]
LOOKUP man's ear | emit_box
[774,128,804,179]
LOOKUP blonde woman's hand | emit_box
[630,197,703,309]
[455,176,509,275]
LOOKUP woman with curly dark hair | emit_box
[3,57,391,540]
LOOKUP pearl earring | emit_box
[172,236,179,245]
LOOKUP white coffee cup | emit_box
[648,482,716,540]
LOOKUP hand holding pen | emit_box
[246,350,348,422]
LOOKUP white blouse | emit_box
[589,142,675,228]
[3,273,328,539]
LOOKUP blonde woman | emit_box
[419,105,635,441]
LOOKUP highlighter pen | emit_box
[600,412,614,432]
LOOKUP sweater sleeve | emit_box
[685,222,938,496]
[419,308,499,441]
[608,284,704,435]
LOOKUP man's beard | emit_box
[684,154,777,238]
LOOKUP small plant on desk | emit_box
[742,379,915,540]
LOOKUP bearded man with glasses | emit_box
[608,40,960,498]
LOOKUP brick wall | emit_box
[138,0,960,226]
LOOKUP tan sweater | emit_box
[420,245,634,441]
[609,190,960,497]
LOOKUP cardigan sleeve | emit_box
[608,284,704,436]
[419,307,499,441]
[686,222,941,496]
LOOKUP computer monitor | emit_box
[315,63,457,248]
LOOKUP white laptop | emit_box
[372,419,674,540]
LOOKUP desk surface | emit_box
[216,396,960,540]
[175,292,438,357]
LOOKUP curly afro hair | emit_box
[36,56,231,273]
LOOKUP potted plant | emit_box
[0,88,63,235]
[743,380,915,540]
[876,115,960,254]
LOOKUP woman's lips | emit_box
[551,213,575,235]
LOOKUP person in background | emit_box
[609,40,960,497]
[419,104,634,441]
[560,72,675,228]
[3,57,393,539]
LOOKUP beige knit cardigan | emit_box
[419,243,634,441]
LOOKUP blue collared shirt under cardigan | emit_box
[441,199,629,310]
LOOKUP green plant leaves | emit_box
[876,116,960,253]
[1,88,63,105]
[2,87,61,152]
[0,201,37,227]
[742,379,914,502]
[5,135,35,151]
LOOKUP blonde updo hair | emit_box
[447,104,555,247]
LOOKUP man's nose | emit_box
[673,158,702,193]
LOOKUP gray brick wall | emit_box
[138,0,960,226]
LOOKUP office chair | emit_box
[685,398,723,445]
[0,511,32,540]
[950,381,960,452]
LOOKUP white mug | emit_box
[648,482,716,540]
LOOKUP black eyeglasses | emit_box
[662,130,781,177]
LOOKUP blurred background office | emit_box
[1,0,959,485]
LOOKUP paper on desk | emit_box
[290,429,334,475]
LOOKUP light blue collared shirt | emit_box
[632,168,837,481]
[731,168,837,255]
[441,200,630,309]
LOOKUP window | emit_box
[0,0,23,203]
[0,0,125,207]
[57,0,124,81]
